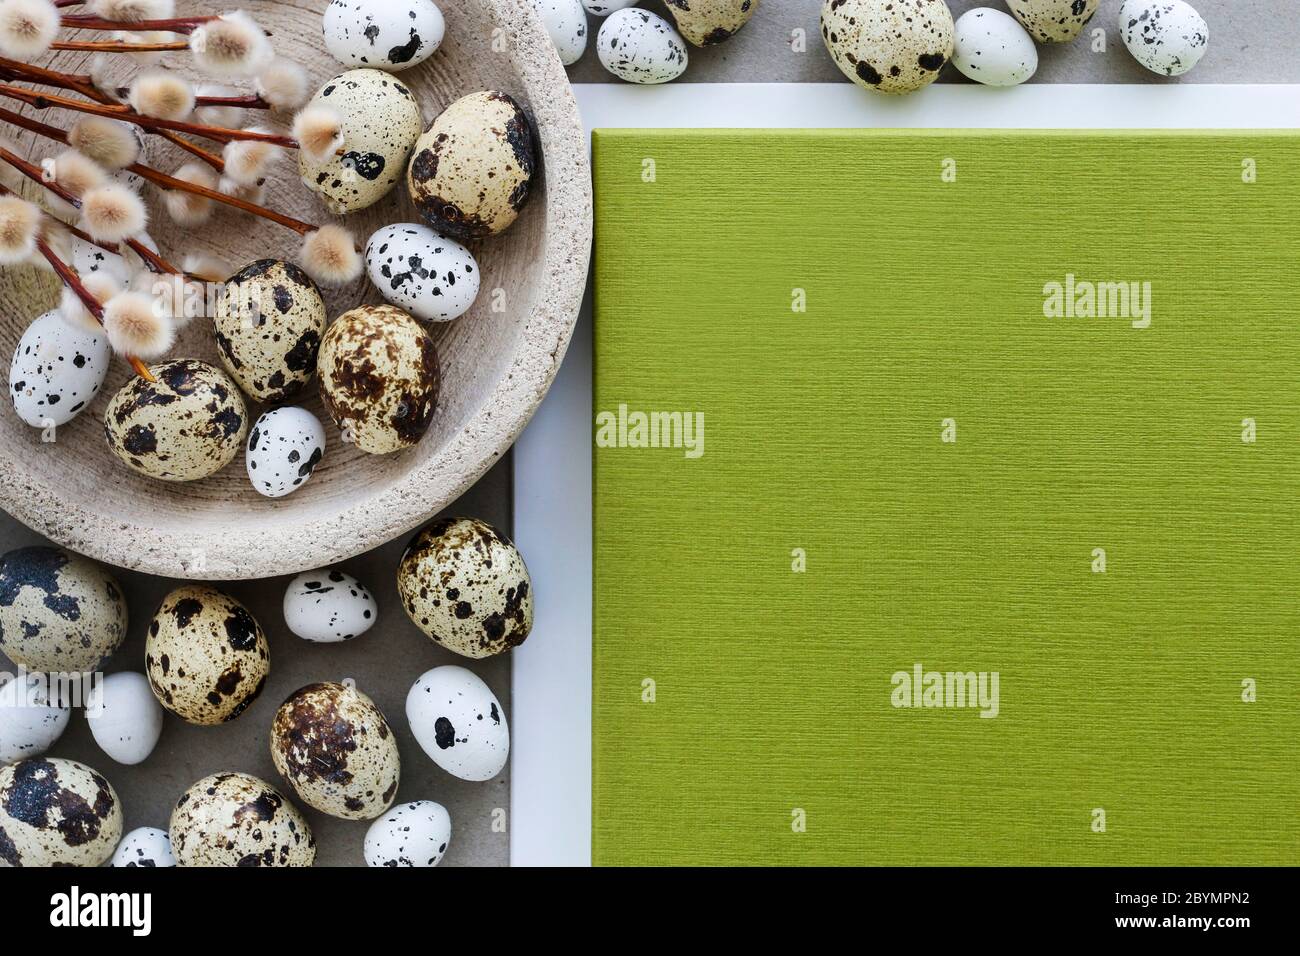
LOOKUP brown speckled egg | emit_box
[318,304,439,455]
[298,69,422,214]
[822,0,954,95]
[664,0,758,47]
[104,359,247,482]
[0,546,127,673]
[397,517,533,659]
[170,771,315,867]
[145,585,269,726]
[270,682,400,820]
[407,90,537,242]
[213,259,326,403]
[1007,0,1098,42]
[0,757,122,867]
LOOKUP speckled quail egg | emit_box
[364,800,450,867]
[406,665,508,781]
[69,233,131,283]
[318,304,440,455]
[596,9,690,84]
[299,69,422,214]
[365,223,480,323]
[246,406,326,499]
[952,8,1038,86]
[663,0,757,47]
[532,0,588,65]
[397,517,533,659]
[283,568,377,643]
[10,310,111,429]
[407,90,538,242]
[145,585,269,726]
[110,826,175,867]
[104,359,247,482]
[213,259,327,403]
[1007,0,1099,43]
[323,0,445,71]
[1118,0,1208,77]
[582,0,637,14]
[822,0,953,95]
[170,771,315,867]
[0,672,70,764]
[86,672,163,766]
[0,757,122,866]
[0,546,127,674]
[271,681,400,820]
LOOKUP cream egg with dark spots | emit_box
[663,0,758,47]
[821,0,954,95]
[103,359,247,482]
[170,771,315,867]
[145,585,269,726]
[0,757,123,867]
[213,259,327,403]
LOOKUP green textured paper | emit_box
[592,129,1300,867]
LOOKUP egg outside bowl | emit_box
[0,0,590,579]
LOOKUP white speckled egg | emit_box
[822,0,954,95]
[246,406,326,499]
[323,0,445,71]
[145,585,269,726]
[86,672,163,766]
[271,681,400,820]
[0,757,122,866]
[319,304,440,455]
[597,9,689,84]
[170,771,315,867]
[365,223,480,323]
[10,310,111,429]
[69,234,131,283]
[0,546,127,674]
[364,800,450,867]
[299,69,422,213]
[0,672,70,764]
[214,259,327,403]
[1007,0,1099,43]
[663,0,757,47]
[104,359,248,482]
[397,517,533,659]
[407,91,538,242]
[283,568,377,643]
[1118,0,1208,77]
[532,0,588,65]
[110,826,175,867]
[407,665,508,781]
[953,8,1037,86]
[583,0,637,13]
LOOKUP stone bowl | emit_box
[0,0,590,578]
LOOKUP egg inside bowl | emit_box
[0,0,590,578]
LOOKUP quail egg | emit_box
[69,233,132,283]
[0,672,71,764]
[213,259,327,403]
[953,8,1038,86]
[532,0,588,65]
[364,223,480,323]
[364,800,450,867]
[145,585,269,726]
[407,90,538,242]
[406,665,509,781]
[9,309,112,428]
[582,0,636,13]
[663,0,757,47]
[323,0,445,71]
[271,681,400,820]
[246,406,326,499]
[1118,0,1208,77]
[822,0,954,95]
[0,545,127,674]
[397,517,533,659]
[318,304,440,455]
[283,568,377,643]
[86,671,163,766]
[1007,0,1099,43]
[104,359,247,482]
[299,69,423,214]
[110,826,176,867]
[596,9,690,84]
[0,757,122,866]
[170,771,315,867]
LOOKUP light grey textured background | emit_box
[568,0,1298,83]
